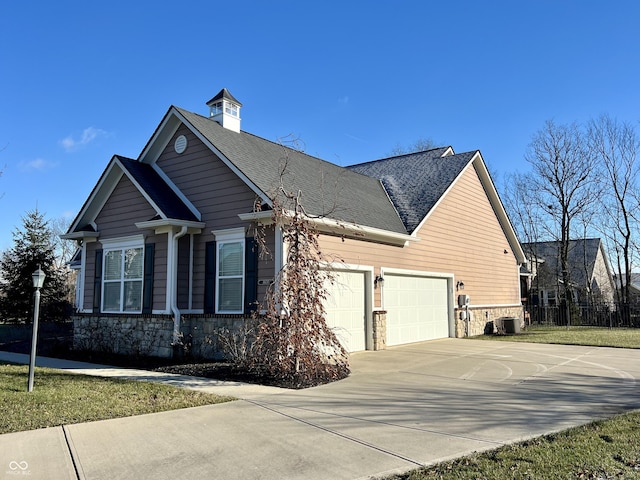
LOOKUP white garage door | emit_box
[324,271,367,352]
[385,274,449,346]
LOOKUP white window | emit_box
[213,228,245,314]
[210,101,223,116]
[224,101,239,117]
[101,236,144,313]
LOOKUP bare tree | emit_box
[387,136,440,156]
[587,115,640,308]
[50,216,75,269]
[525,120,598,323]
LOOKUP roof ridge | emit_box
[347,146,452,168]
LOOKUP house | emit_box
[62,88,526,358]
[521,238,616,307]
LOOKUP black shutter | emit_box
[244,237,259,314]
[142,243,155,314]
[93,249,103,313]
[204,241,216,314]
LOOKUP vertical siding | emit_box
[318,163,521,307]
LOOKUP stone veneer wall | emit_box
[372,310,387,350]
[453,305,525,338]
[72,314,252,359]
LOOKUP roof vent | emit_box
[206,88,242,133]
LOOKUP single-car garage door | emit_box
[324,270,367,352]
[384,274,450,346]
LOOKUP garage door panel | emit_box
[385,274,449,346]
[324,271,366,352]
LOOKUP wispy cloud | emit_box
[20,158,58,172]
[338,95,349,104]
[60,126,108,152]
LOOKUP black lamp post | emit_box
[28,267,46,392]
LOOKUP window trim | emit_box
[212,228,245,314]
[100,235,145,314]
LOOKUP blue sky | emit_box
[1,1,639,251]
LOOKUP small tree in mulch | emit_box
[246,187,350,388]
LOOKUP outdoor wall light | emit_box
[456,281,465,291]
[374,275,384,287]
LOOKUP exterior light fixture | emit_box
[456,281,465,291]
[28,266,46,392]
[374,275,384,287]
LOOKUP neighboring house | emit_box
[614,272,640,305]
[62,88,526,358]
[521,239,615,307]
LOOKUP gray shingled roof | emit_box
[347,149,475,233]
[117,156,199,222]
[521,239,603,287]
[175,107,408,234]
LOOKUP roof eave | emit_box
[135,219,206,233]
[239,210,416,246]
[60,231,100,241]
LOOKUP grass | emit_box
[471,324,640,349]
[0,363,234,434]
[388,410,640,479]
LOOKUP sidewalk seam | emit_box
[247,399,424,467]
[62,426,84,480]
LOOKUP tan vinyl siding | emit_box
[318,163,521,307]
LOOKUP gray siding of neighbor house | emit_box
[155,125,273,311]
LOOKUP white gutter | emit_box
[238,210,417,246]
[170,226,189,345]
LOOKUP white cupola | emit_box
[206,88,242,133]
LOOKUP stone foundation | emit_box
[454,306,525,338]
[72,314,252,360]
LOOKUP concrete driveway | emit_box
[2,339,640,480]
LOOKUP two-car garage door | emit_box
[323,269,451,352]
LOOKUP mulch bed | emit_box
[0,339,347,389]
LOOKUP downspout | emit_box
[171,226,189,345]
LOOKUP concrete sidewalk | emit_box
[2,339,640,480]
[0,350,287,398]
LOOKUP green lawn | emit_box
[389,410,640,479]
[0,363,234,434]
[471,324,640,349]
